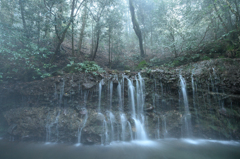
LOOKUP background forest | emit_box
[0,0,240,82]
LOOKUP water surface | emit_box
[0,139,239,159]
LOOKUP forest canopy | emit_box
[0,0,239,82]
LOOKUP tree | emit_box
[129,0,145,58]
[44,0,86,57]
[87,0,114,61]
[77,5,88,56]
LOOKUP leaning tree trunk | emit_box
[91,28,100,61]
[129,0,145,58]
[54,0,75,56]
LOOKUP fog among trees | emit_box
[0,0,239,81]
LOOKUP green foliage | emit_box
[236,52,240,58]
[142,67,151,74]
[0,72,3,82]
[202,55,210,60]
[64,61,105,75]
[0,26,55,81]
[218,56,225,59]
[227,45,234,52]
[172,60,180,66]
[136,60,148,70]
[131,54,142,61]
[191,54,200,62]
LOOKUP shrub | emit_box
[202,55,210,60]
[136,60,148,70]
[64,61,105,75]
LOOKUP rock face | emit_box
[0,58,240,144]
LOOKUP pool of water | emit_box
[0,139,239,159]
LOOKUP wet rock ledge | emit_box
[0,58,240,144]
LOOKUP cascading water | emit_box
[127,121,133,141]
[120,113,127,141]
[162,115,168,138]
[156,117,160,139]
[109,81,113,110]
[117,80,128,141]
[59,79,65,107]
[191,72,199,124]
[77,109,88,144]
[117,81,123,111]
[180,75,192,138]
[102,119,109,145]
[46,110,60,143]
[127,73,147,140]
[46,81,63,143]
[108,111,115,142]
[98,79,104,113]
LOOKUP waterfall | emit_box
[46,82,62,143]
[127,73,147,140]
[98,79,104,113]
[162,116,168,138]
[156,117,160,139]
[109,81,113,110]
[59,79,65,107]
[108,111,115,142]
[117,124,120,141]
[120,113,127,141]
[127,121,133,140]
[153,79,156,110]
[179,75,192,138]
[191,72,199,124]
[46,110,60,143]
[117,82,123,112]
[102,119,109,145]
[127,78,136,118]
[77,109,88,144]
[45,121,51,142]
[122,75,125,108]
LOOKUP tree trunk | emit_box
[225,0,239,29]
[108,27,111,68]
[72,20,74,56]
[54,0,75,56]
[91,28,100,61]
[129,0,145,58]
[37,10,40,47]
[212,0,229,33]
[44,6,52,39]
[19,0,27,36]
[170,28,177,57]
[78,7,87,55]
[71,0,76,56]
